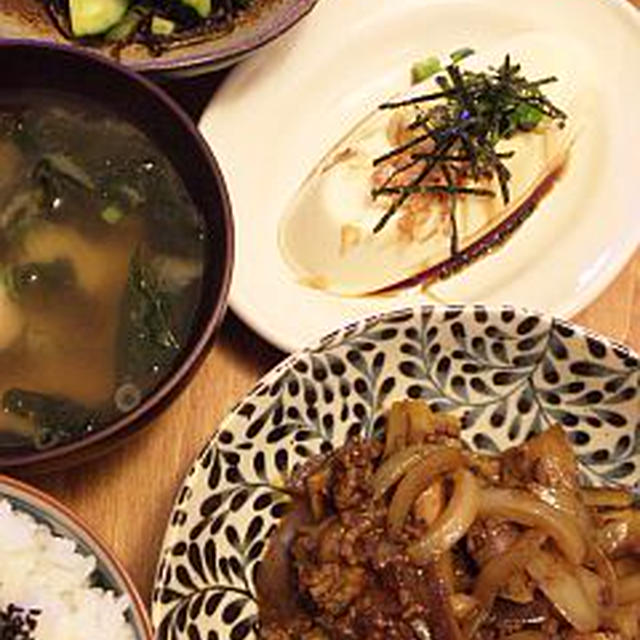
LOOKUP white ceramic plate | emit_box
[200,0,640,352]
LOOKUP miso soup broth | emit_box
[0,93,205,451]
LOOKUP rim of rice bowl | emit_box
[0,476,151,640]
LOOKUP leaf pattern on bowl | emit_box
[152,305,639,640]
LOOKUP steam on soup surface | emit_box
[0,94,204,451]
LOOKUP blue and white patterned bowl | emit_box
[152,305,639,640]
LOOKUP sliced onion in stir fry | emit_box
[414,478,445,526]
[575,566,605,610]
[597,509,640,557]
[581,487,634,509]
[465,530,547,636]
[409,469,479,562]
[618,573,640,605]
[478,487,587,564]
[615,557,640,578]
[388,448,465,535]
[526,549,599,632]
[611,603,640,639]
[450,593,479,619]
[383,400,411,457]
[589,541,618,607]
[383,400,459,459]
[373,443,437,498]
[502,632,547,640]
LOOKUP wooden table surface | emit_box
[27,2,640,622]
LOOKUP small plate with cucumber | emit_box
[0,0,320,76]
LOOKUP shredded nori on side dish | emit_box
[372,54,567,236]
[0,605,40,640]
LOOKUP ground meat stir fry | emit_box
[257,400,640,640]
[262,439,433,640]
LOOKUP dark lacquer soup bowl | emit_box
[0,41,233,473]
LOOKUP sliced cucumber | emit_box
[151,16,176,36]
[68,0,130,37]
[179,0,212,19]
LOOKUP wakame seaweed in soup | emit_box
[0,93,205,451]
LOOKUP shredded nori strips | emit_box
[372,54,567,238]
[0,604,40,640]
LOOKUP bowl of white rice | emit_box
[0,474,152,640]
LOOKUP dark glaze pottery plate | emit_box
[0,0,320,76]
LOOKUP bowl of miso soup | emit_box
[0,41,233,472]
